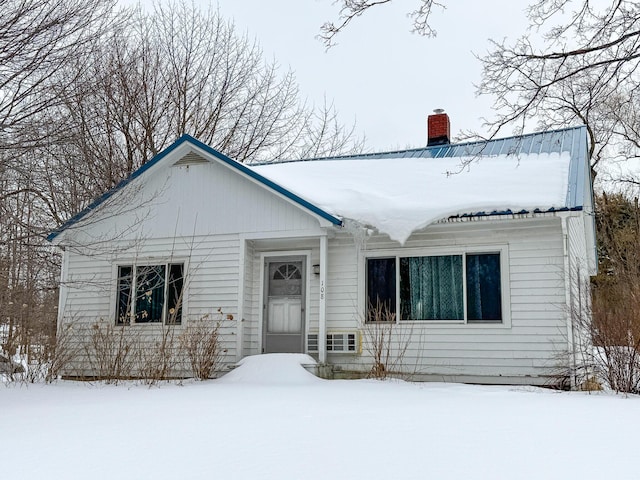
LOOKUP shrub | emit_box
[84,320,137,383]
[179,310,225,380]
[361,302,413,379]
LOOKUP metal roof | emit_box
[255,125,590,211]
[48,126,590,242]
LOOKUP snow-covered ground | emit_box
[1,354,638,480]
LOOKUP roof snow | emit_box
[252,151,571,244]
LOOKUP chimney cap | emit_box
[433,108,445,114]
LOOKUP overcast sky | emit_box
[126,1,532,152]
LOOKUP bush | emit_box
[136,325,180,385]
[179,311,225,380]
[568,193,640,393]
[84,320,137,383]
[361,302,413,379]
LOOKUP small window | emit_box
[166,263,185,324]
[116,266,133,324]
[466,253,501,322]
[116,263,184,325]
[135,265,166,323]
[273,264,301,280]
[268,262,303,296]
[366,257,396,321]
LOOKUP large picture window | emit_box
[367,252,503,323]
[116,263,184,325]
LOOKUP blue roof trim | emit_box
[47,134,342,242]
[47,135,194,242]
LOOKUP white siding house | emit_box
[49,117,596,386]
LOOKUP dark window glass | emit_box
[116,266,132,325]
[166,263,184,324]
[135,265,166,323]
[367,253,502,324]
[366,257,396,321]
[115,263,185,325]
[400,255,464,320]
[466,253,502,321]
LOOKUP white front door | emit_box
[263,258,305,353]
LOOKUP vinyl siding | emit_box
[567,213,593,369]
[321,216,570,385]
[58,152,327,377]
[59,155,324,245]
[58,148,586,384]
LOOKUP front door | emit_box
[263,258,305,353]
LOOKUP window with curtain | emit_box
[116,263,184,325]
[366,252,502,323]
[400,255,464,320]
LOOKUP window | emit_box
[116,263,184,325]
[366,252,503,323]
[465,253,502,321]
[366,257,396,317]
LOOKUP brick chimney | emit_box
[427,109,450,146]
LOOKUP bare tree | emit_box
[477,1,640,170]
[580,193,640,393]
[322,1,640,174]
[0,1,122,367]
[319,0,445,49]
[56,1,364,180]
[0,0,119,147]
[1,0,364,378]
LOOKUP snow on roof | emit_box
[252,151,571,244]
[48,127,588,245]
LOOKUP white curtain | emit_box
[401,256,464,320]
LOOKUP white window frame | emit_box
[361,244,511,329]
[111,259,188,326]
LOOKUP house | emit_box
[49,112,596,386]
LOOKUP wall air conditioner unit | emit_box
[307,331,361,354]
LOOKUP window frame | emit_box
[362,244,511,328]
[112,259,187,326]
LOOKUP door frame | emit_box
[259,250,311,354]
